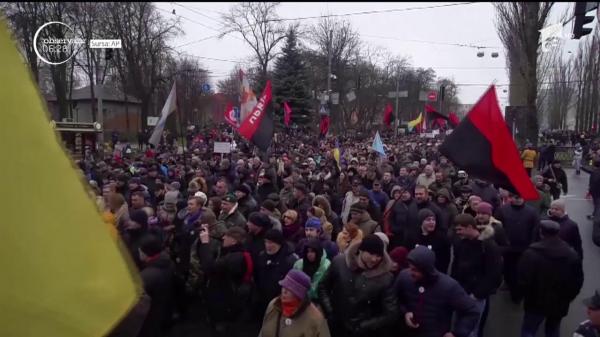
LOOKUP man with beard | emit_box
[318,235,396,337]
[527,175,552,216]
[407,185,445,234]
[256,171,277,205]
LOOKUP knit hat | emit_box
[539,220,561,234]
[261,199,277,212]
[130,209,148,228]
[358,189,370,198]
[222,193,238,204]
[278,269,311,301]
[374,232,390,248]
[224,227,247,244]
[358,234,385,257]
[163,191,179,212]
[389,247,409,269]
[235,183,252,196]
[139,234,162,256]
[476,202,493,215]
[264,229,285,246]
[417,208,435,225]
[305,217,322,230]
[294,183,308,195]
[249,212,272,229]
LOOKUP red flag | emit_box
[383,103,393,127]
[223,102,239,128]
[238,81,274,151]
[283,101,292,127]
[449,112,460,127]
[439,86,538,200]
[320,115,330,136]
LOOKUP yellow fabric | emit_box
[407,113,423,131]
[0,20,139,337]
[521,149,537,169]
[332,148,340,167]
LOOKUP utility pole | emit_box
[394,66,400,136]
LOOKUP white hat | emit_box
[194,191,208,206]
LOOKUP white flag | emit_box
[239,69,257,122]
[149,83,177,146]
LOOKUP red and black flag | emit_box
[425,104,451,129]
[320,115,330,137]
[383,103,393,127]
[238,80,274,152]
[439,85,538,200]
[448,112,460,127]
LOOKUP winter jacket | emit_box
[217,204,247,230]
[197,242,253,322]
[527,187,552,215]
[238,195,258,219]
[416,173,436,189]
[404,229,451,274]
[259,298,331,337]
[257,182,278,205]
[293,251,331,300]
[246,229,268,261]
[384,195,410,240]
[336,228,364,255]
[517,237,583,318]
[290,197,312,228]
[369,190,390,212]
[393,247,479,337]
[451,225,503,299]
[435,196,459,236]
[138,253,176,337]
[521,149,537,169]
[543,166,568,195]
[254,245,298,315]
[549,214,584,259]
[476,217,510,253]
[318,242,396,337]
[341,192,361,225]
[356,211,381,236]
[573,320,600,337]
[589,167,600,198]
[494,203,539,253]
[407,200,446,235]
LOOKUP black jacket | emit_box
[589,167,600,198]
[394,247,479,337]
[237,195,258,219]
[253,244,297,314]
[404,230,451,274]
[198,242,252,322]
[549,215,583,259]
[517,237,583,318]
[469,181,500,209]
[407,200,446,234]
[318,242,396,337]
[494,203,539,253]
[256,182,277,205]
[138,253,176,337]
[542,166,568,195]
[451,231,503,299]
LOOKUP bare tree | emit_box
[494,2,554,144]
[220,2,286,91]
[217,65,243,103]
[573,27,600,132]
[104,2,181,130]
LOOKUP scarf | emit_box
[281,296,302,318]
[183,210,202,232]
[282,220,302,240]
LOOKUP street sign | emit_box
[331,92,339,105]
[147,116,159,126]
[201,83,211,93]
[388,90,408,98]
[319,105,330,116]
[419,90,438,102]
[213,142,231,154]
[233,106,240,121]
[346,91,356,102]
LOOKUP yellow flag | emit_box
[0,20,140,337]
[407,113,423,131]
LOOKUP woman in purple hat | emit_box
[259,269,331,337]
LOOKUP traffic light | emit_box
[104,49,113,61]
[440,85,446,102]
[572,2,597,39]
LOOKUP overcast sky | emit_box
[154,2,574,106]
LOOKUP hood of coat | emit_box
[345,240,392,278]
[406,245,439,280]
[476,223,495,241]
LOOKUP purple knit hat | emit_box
[278,269,311,301]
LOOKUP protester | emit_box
[517,220,583,337]
[336,221,364,254]
[259,269,331,337]
[542,160,568,200]
[573,291,600,337]
[393,245,480,337]
[318,235,396,337]
[293,238,331,301]
[404,208,451,273]
[546,199,583,258]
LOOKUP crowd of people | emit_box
[79,125,600,337]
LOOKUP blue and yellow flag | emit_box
[0,20,139,337]
[407,113,423,131]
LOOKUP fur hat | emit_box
[264,229,285,246]
[358,234,385,257]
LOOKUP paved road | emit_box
[485,168,600,337]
